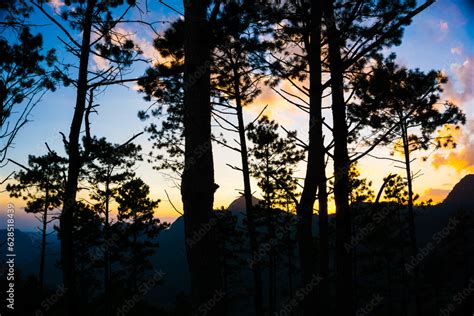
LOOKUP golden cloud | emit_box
[422,188,451,204]
[431,121,474,173]
[432,54,474,173]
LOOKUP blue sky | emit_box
[1,0,473,231]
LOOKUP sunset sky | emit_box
[1,0,473,231]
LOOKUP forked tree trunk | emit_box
[60,1,95,315]
[182,1,225,314]
[324,0,353,314]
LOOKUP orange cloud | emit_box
[433,55,474,174]
[422,188,451,204]
[431,121,474,173]
[431,147,474,173]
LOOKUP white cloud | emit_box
[445,58,474,104]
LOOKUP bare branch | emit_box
[159,0,184,16]
[0,172,15,185]
[250,104,269,125]
[165,189,183,216]
[7,158,30,171]
[31,1,81,48]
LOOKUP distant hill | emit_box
[443,174,474,207]
[227,195,260,212]
[0,229,62,286]
[414,174,474,245]
[2,176,474,312]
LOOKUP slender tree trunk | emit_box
[104,177,111,316]
[295,1,324,314]
[375,181,395,315]
[315,62,330,316]
[397,205,409,315]
[286,210,294,303]
[324,0,353,314]
[386,256,393,316]
[311,0,329,312]
[262,156,275,314]
[39,183,49,299]
[132,218,137,294]
[352,211,358,310]
[219,230,229,314]
[268,210,276,315]
[400,122,421,316]
[60,1,95,315]
[182,1,225,314]
[234,71,264,315]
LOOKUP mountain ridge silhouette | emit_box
[443,174,474,207]
[1,175,473,310]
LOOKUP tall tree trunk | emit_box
[39,183,49,299]
[132,217,137,294]
[182,1,225,314]
[295,1,323,314]
[104,177,111,316]
[386,257,394,316]
[397,205,409,315]
[268,210,276,315]
[400,121,421,316]
[219,231,229,314]
[310,1,330,314]
[234,71,264,315]
[317,171,329,313]
[286,209,294,303]
[324,0,353,314]
[60,1,95,315]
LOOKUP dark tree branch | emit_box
[165,189,183,216]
